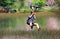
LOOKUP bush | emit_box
[32,0,46,7]
[32,0,46,12]
[20,6,31,13]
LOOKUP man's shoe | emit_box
[38,26,42,31]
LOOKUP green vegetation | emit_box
[32,0,46,12]
[32,0,46,7]
[0,0,60,12]
[0,0,47,13]
[0,0,17,12]
[57,0,60,6]
[20,6,31,13]
[0,0,25,12]
[56,0,60,9]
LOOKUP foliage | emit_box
[32,0,46,7]
[31,0,46,12]
[0,0,17,12]
[0,0,25,13]
[56,0,60,8]
[20,6,31,13]
[0,0,7,7]
[57,0,60,6]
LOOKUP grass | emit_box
[0,30,60,39]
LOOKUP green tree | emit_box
[32,0,46,7]
[0,0,25,13]
[32,0,46,11]
[0,0,17,12]
[4,0,17,12]
[0,0,7,7]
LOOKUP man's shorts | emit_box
[27,22,34,26]
[27,22,34,29]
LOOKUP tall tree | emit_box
[0,0,17,12]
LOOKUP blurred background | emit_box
[0,0,60,39]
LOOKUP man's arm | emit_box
[28,14,33,18]
[34,15,36,19]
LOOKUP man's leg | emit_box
[34,23,39,29]
[30,22,33,29]
[34,23,41,30]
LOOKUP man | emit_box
[27,7,41,31]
